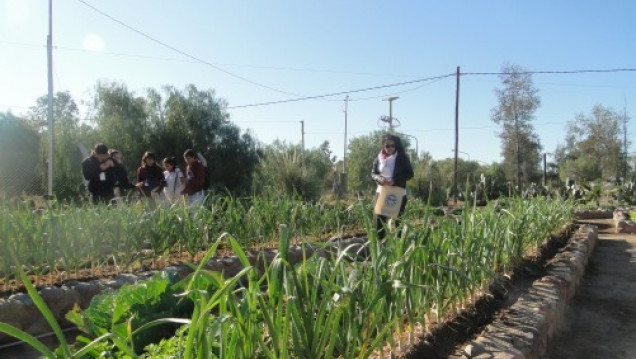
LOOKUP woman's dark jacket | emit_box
[371,153,414,189]
[137,164,165,190]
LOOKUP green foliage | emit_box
[557,104,624,183]
[66,272,183,354]
[407,156,446,206]
[0,112,42,197]
[30,91,87,201]
[254,140,333,200]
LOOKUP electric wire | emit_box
[76,0,302,97]
[227,73,456,109]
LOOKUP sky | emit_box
[1,0,635,164]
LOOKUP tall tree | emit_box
[558,104,625,183]
[490,64,542,188]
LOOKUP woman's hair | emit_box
[142,151,156,166]
[163,156,177,171]
[183,149,197,159]
[382,134,406,155]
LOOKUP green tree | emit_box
[87,82,149,172]
[346,131,388,194]
[0,112,42,197]
[30,91,87,200]
[557,104,625,183]
[407,153,446,206]
[490,64,542,189]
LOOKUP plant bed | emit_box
[0,198,576,358]
[398,223,577,358]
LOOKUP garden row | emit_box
[0,197,575,358]
[0,195,370,290]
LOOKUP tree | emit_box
[490,64,542,189]
[29,91,87,200]
[346,131,389,194]
[558,105,625,184]
[87,82,149,172]
[0,112,42,197]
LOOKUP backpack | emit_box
[197,152,211,190]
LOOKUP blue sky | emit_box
[1,0,635,163]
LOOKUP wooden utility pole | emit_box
[300,120,305,171]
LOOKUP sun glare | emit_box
[83,33,105,52]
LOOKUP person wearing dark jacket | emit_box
[136,151,165,201]
[81,143,118,204]
[108,149,136,200]
[371,134,414,239]
[182,149,206,206]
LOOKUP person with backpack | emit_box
[182,149,206,206]
[162,156,185,205]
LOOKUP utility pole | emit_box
[47,0,54,197]
[342,96,349,195]
[300,120,304,171]
[543,153,547,186]
[623,99,628,182]
[383,96,399,130]
[343,96,349,174]
[453,66,460,206]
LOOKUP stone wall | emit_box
[458,225,598,359]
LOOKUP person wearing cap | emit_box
[81,143,118,204]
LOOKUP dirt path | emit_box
[546,219,636,359]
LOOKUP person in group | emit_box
[108,149,136,200]
[81,143,118,204]
[162,156,186,205]
[136,151,165,202]
[371,134,414,239]
[182,149,206,206]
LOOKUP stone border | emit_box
[459,225,598,359]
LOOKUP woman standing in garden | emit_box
[162,156,185,204]
[182,149,206,206]
[136,151,165,202]
[371,134,414,239]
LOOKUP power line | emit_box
[463,68,636,76]
[228,73,456,109]
[228,68,636,110]
[76,0,301,97]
